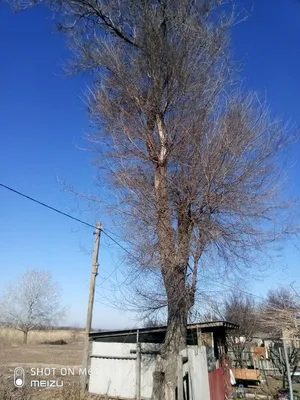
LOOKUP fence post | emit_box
[188,346,211,400]
[177,355,184,400]
[136,330,141,400]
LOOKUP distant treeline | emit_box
[0,322,109,331]
[46,326,105,331]
[0,323,103,331]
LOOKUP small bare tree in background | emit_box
[144,317,164,329]
[260,287,300,389]
[261,287,300,337]
[223,293,261,368]
[5,0,299,397]
[0,269,66,344]
[269,343,300,389]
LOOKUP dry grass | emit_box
[0,379,115,400]
[0,327,93,399]
[0,328,84,347]
[0,330,84,375]
[0,326,125,400]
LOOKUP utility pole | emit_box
[282,331,294,400]
[81,221,102,391]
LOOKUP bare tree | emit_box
[223,293,261,368]
[0,269,66,344]
[144,316,164,329]
[5,0,299,398]
[269,343,300,389]
[261,287,300,337]
[197,312,220,322]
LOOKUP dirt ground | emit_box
[0,343,83,369]
[231,376,300,399]
[0,329,292,400]
[0,329,101,399]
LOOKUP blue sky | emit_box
[0,1,300,329]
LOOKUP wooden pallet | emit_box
[233,368,261,382]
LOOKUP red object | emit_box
[209,356,233,400]
[209,368,225,400]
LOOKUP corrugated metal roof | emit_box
[89,320,239,343]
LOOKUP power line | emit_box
[0,182,288,304]
[101,230,141,264]
[210,280,267,301]
[0,182,141,263]
[0,183,96,229]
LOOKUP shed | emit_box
[88,321,238,399]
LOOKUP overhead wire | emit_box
[0,182,279,303]
[0,182,141,263]
[3,183,297,337]
[0,181,156,301]
[0,183,96,229]
[209,280,267,301]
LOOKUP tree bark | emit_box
[23,330,28,344]
[151,116,193,399]
[151,303,188,400]
[163,272,189,399]
[151,268,189,400]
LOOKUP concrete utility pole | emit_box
[81,221,102,391]
[282,332,294,400]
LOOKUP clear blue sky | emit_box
[0,1,300,329]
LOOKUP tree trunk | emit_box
[152,272,189,400]
[23,330,28,344]
[151,118,192,400]
[163,319,187,400]
[151,310,188,400]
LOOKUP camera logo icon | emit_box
[14,367,25,387]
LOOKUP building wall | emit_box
[89,342,211,400]
[89,342,159,399]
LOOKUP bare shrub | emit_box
[0,270,66,344]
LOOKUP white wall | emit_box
[89,356,136,398]
[89,342,160,399]
[89,342,210,400]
